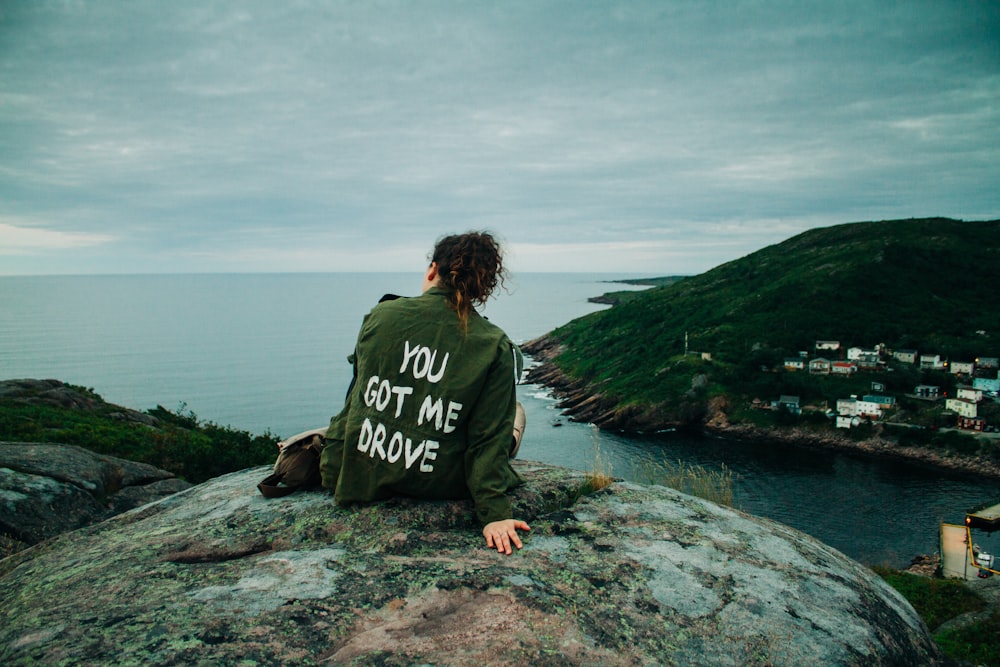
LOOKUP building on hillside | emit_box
[920,354,945,370]
[957,386,984,403]
[914,385,941,398]
[836,414,859,429]
[815,340,840,352]
[863,395,896,409]
[977,357,999,369]
[958,416,986,431]
[837,397,883,420]
[831,361,857,376]
[951,361,975,376]
[974,377,1000,393]
[892,349,918,364]
[783,357,805,372]
[773,395,801,415]
[945,398,978,419]
[808,358,831,375]
[856,353,881,370]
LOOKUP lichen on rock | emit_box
[0,461,947,666]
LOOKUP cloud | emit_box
[0,0,997,274]
[0,221,116,253]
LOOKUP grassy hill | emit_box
[0,379,278,483]
[536,217,1000,428]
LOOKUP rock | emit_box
[0,443,191,554]
[0,461,946,666]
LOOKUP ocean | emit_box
[2,272,996,566]
[0,272,639,437]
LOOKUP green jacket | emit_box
[320,287,524,524]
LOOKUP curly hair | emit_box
[430,231,508,328]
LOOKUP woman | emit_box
[320,232,530,555]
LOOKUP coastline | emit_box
[522,338,1000,483]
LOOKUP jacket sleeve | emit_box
[320,348,358,490]
[463,339,523,524]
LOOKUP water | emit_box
[1,272,995,567]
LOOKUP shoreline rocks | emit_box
[521,339,1000,482]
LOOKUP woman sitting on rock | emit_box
[320,231,529,555]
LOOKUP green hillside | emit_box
[542,217,1000,423]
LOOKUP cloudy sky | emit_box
[1,1,998,275]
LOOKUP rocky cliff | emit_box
[0,461,947,666]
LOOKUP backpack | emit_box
[257,427,326,498]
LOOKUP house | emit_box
[808,358,831,375]
[958,416,986,431]
[863,394,896,409]
[977,357,999,369]
[914,385,940,398]
[773,395,801,415]
[892,349,918,364]
[974,377,1000,393]
[856,353,881,370]
[920,354,945,370]
[837,397,883,420]
[945,398,978,419]
[783,357,805,372]
[836,415,859,429]
[957,386,984,403]
[951,361,975,376]
[831,361,857,375]
[815,340,841,352]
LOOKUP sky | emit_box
[1,1,998,276]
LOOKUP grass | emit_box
[872,565,1000,665]
[0,388,278,483]
[934,611,1000,665]
[582,427,736,507]
[639,459,735,507]
[582,426,615,493]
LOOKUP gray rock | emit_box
[0,461,946,666]
[0,443,191,550]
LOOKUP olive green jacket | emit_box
[320,287,524,524]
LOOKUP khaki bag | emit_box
[257,427,326,498]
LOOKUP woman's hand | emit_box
[483,519,530,555]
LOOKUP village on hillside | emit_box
[757,340,1000,434]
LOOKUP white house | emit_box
[892,349,918,364]
[832,361,857,375]
[920,354,945,370]
[836,415,859,429]
[914,385,940,398]
[809,358,831,375]
[783,358,805,372]
[837,397,883,420]
[856,353,881,370]
[816,340,840,351]
[957,386,983,403]
[945,398,978,418]
[951,361,975,376]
